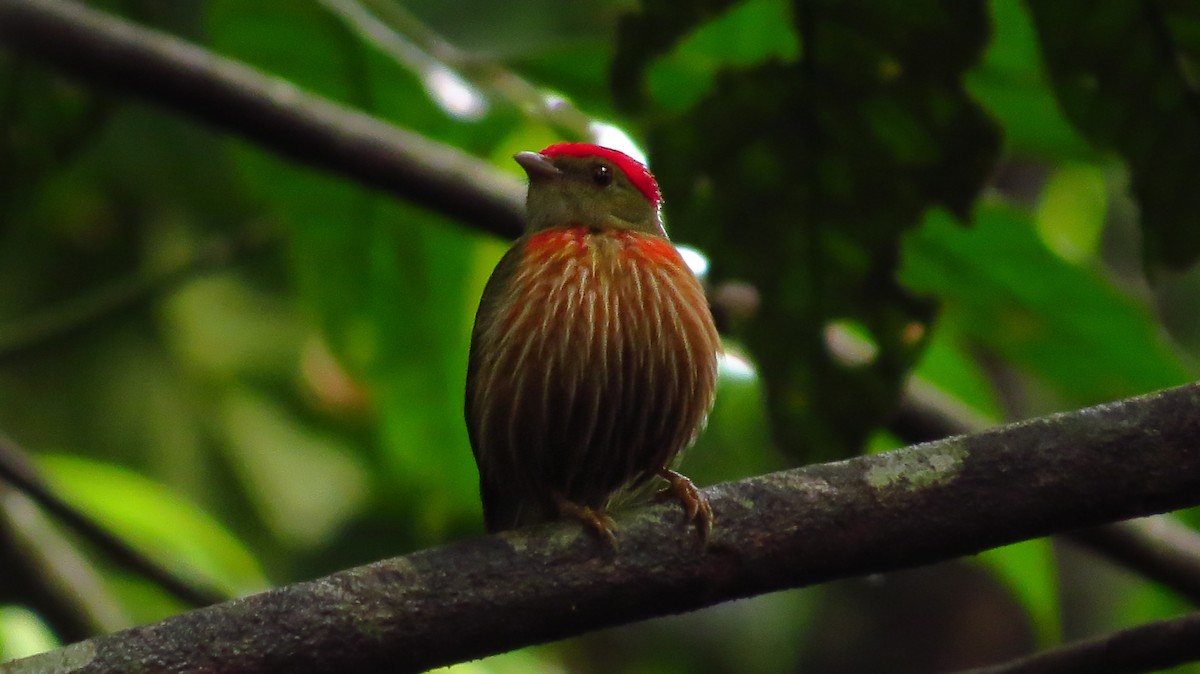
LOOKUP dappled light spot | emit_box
[824,320,879,368]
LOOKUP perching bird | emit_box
[464,143,721,544]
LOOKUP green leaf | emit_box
[0,606,58,662]
[646,0,800,112]
[38,454,268,598]
[615,0,1001,461]
[219,387,370,549]
[910,315,1004,423]
[966,0,1093,158]
[205,1,362,105]
[1034,162,1107,264]
[1025,0,1200,270]
[901,203,1192,403]
[205,0,514,538]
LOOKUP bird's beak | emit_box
[514,151,562,179]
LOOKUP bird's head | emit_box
[515,143,666,238]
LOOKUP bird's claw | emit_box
[656,469,713,542]
[555,496,619,551]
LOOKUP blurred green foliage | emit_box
[1,0,1199,672]
[615,0,1001,462]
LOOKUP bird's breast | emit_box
[493,228,710,362]
[471,225,719,501]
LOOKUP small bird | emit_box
[464,143,721,545]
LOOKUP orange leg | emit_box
[656,469,714,541]
[554,495,619,550]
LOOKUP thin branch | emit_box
[1067,518,1200,605]
[343,0,595,136]
[0,486,129,641]
[0,230,274,363]
[0,0,526,240]
[3,381,1200,673]
[955,611,1200,674]
[0,434,226,608]
[891,375,997,443]
[0,230,269,608]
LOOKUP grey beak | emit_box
[514,151,562,179]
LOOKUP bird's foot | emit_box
[554,495,618,551]
[656,469,713,542]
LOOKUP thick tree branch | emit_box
[893,378,1200,604]
[3,382,1200,673]
[956,611,1200,674]
[0,0,526,239]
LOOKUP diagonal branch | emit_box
[0,485,128,642]
[0,0,526,240]
[4,381,1200,674]
[0,434,227,608]
[955,611,1200,674]
[1067,517,1200,605]
[0,231,274,363]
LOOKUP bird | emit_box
[464,142,721,545]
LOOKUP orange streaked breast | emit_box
[467,226,721,512]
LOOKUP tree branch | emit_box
[1067,517,1200,606]
[892,377,1200,605]
[0,0,526,240]
[0,231,274,363]
[0,486,128,642]
[326,0,595,137]
[955,611,1200,674]
[3,381,1200,673]
[0,434,226,608]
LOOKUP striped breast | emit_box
[467,226,720,518]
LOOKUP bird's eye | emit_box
[591,164,613,187]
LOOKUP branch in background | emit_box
[955,612,1200,674]
[0,434,226,608]
[1067,518,1200,606]
[333,0,596,137]
[0,230,274,363]
[0,486,127,642]
[0,230,270,614]
[891,375,996,443]
[0,0,526,240]
[4,381,1200,673]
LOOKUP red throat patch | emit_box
[523,227,685,269]
[539,143,662,207]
